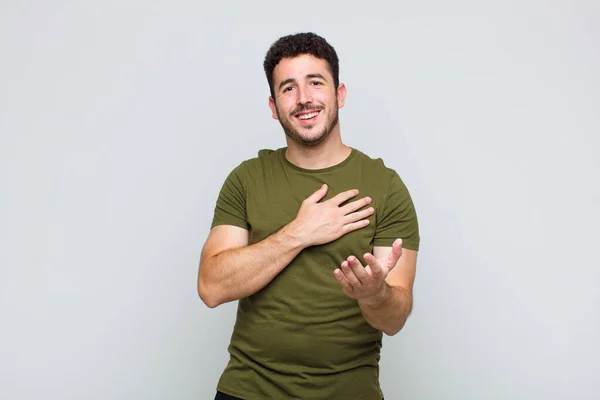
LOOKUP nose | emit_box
[297,85,313,105]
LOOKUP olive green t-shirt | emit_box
[211,147,420,400]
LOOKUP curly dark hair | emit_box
[263,32,340,99]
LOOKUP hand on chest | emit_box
[246,179,381,249]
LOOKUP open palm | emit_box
[334,239,403,300]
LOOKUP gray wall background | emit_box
[1,1,599,399]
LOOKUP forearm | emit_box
[199,223,305,307]
[358,284,413,336]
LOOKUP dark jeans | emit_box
[215,391,384,400]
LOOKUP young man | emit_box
[198,32,420,400]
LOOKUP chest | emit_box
[245,173,384,253]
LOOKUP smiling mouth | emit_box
[295,110,321,123]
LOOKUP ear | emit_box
[337,83,347,109]
[268,96,279,120]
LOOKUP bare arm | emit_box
[334,239,418,336]
[198,223,304,308]
[358,245,417,335]
[198,184,374,308]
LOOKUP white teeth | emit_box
[298,111,319,120]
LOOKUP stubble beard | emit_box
[277,102,339,147]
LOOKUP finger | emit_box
[328,189,360,206]
[341,219,370,235]
[334,269,353,292]
[305,184,328,203]
[344,206,375,224]
[340,196,372,214]
[364,253,384,281]
[387,239,403,266]
[341,259,361,286]
[348,256,371,284]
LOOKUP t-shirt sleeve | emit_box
[373,171,420,250]
[210,165,249,230]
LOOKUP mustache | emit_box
[290,105,324,117]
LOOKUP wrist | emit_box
[280,220,309,250]
[360,283,392,308]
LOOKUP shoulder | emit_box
[227,147,284,179]
[352,148,398,181]
[256,148,284,166]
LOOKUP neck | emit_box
[284,129,351,170]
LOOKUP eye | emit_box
[310,81,322,86]
[283,86,294,92]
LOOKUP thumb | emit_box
[387,239,403,266]
[306,184,328,203]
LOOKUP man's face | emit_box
[268,54,346,147]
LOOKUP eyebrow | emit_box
[278,73,328,91]
[306,73,326,81]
